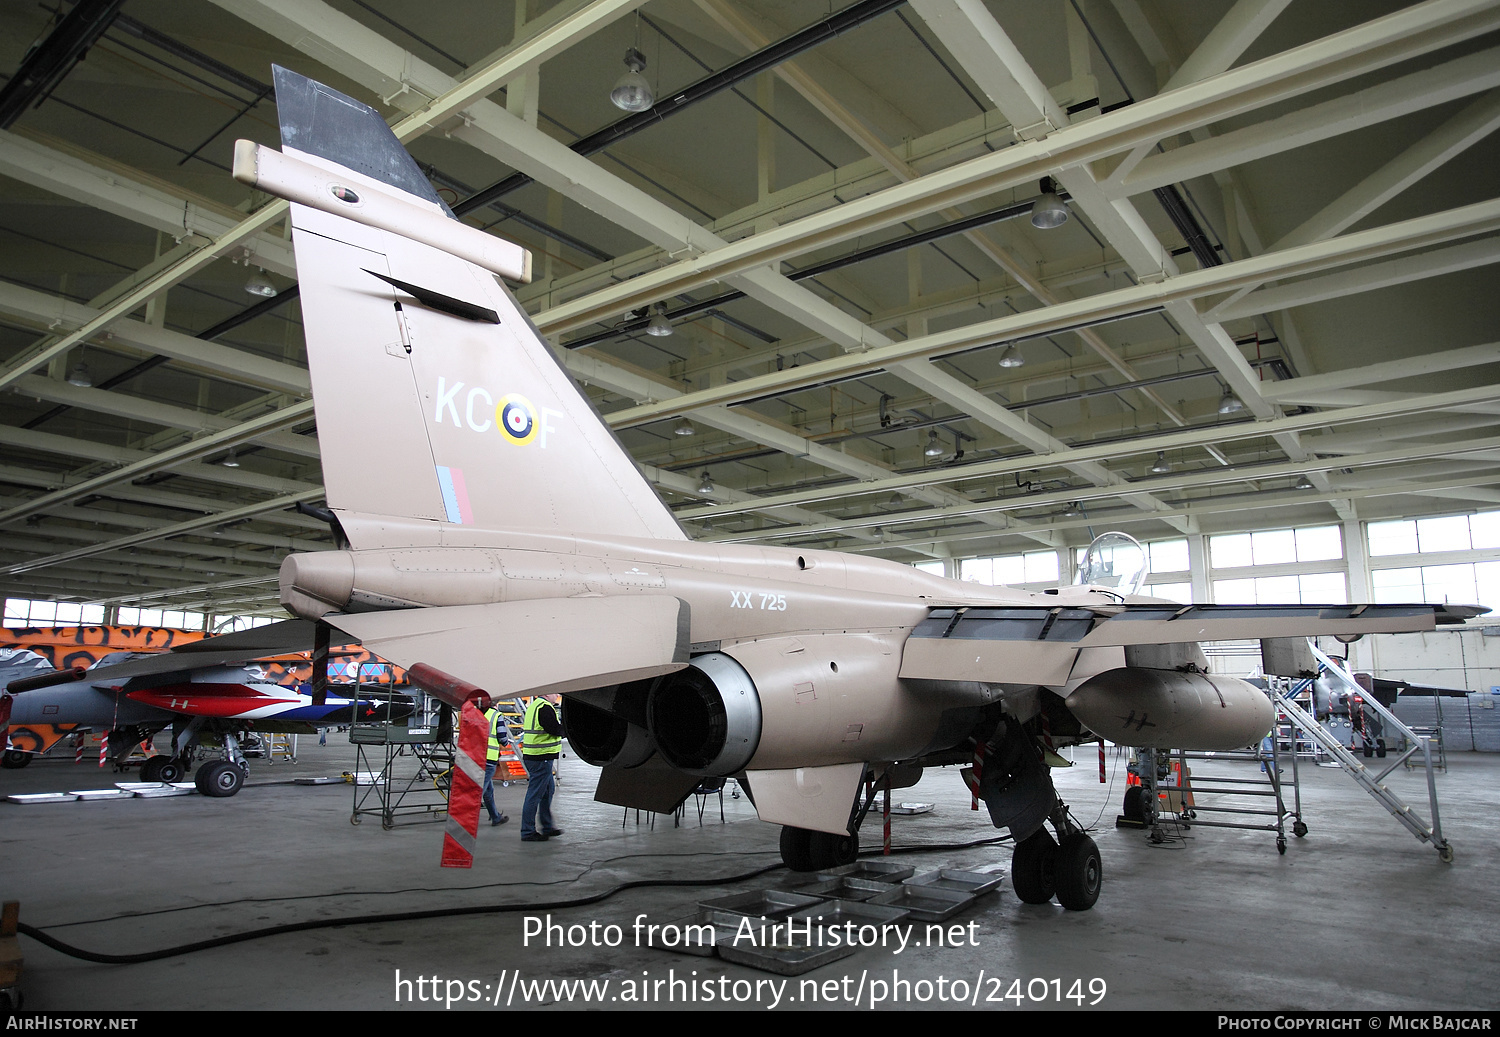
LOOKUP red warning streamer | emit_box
[441,699,488,869]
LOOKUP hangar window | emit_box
[912,561,945,576]
[1373,562,1500,611]
[3,597,105,628]
[115,607,204,631]
[962,550,1059,587]
[1210,525,1342,568]
[1369,511,1500,556]
[1212,572,1348,605]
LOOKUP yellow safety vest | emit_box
[521,698,562,757]
[485,707,509,762]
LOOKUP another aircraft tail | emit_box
[247,67,684,547]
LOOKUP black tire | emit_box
[2,749,31,769]
[1292,821,1308,838]
[779,826,816,872]
[1054,832,1102,911]
[157,757,185,782]
[1122,785,1145,821]
[1010,829,1058,904]
[140,756,165,781]
[809,829,859,870]
[195,760,244,798]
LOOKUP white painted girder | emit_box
[0,281,310,395]
[0,129,297,277]
[11,375,321,460]
[675,381,1500,519]
[1208,235,1500,323]
[710,433,1500,543]
[1119,46,1500,196]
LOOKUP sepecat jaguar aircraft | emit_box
[103,67,1481,905]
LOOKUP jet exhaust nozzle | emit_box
[562,697,656,768]
[646,652,762,776]
[1065,667,1274,750]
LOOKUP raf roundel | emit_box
[496,393,539,445]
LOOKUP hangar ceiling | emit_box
[0,0,1497,617]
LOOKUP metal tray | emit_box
[903,868,1004,896]
[132,783,196,797]
[697,889,824,920]
[6,793,77,804]
[889,802,934,815]
[71,789,135,800]
[868,883,976,922]
[787,898,911,929]
[818,860,914,883]
[716,936,859,976]
[792,876,893,902]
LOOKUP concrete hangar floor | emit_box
[2,740,1495,1012]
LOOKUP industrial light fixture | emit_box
[997,344,1024,368]
[244,269,277,298]
[923,430,945,458]
[1217,388,1245,415]
[610,47,653,112]
[1062,501,1083,518]
[673,417,695,436]
[1029,177,1069,230]
[221,449,241,468]
[1149,451,1171,475]
[697,470,713,495]
[645,302,673,337]
[65,353,92,387]
[1294,474,1314,490]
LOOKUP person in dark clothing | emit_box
[520,695,564,842]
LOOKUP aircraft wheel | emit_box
[779,826,816,872]
[195,760,244,797]
[140,756,166,781]
[1054,832,1102,911]
[1010,829,1058,904]
[2,749,31,769]
[1122,785,1145,822]
[809,829,859,870]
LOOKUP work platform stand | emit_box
[1127,716,1307,854]
[350,689,455,830]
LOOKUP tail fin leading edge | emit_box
[257,67,685,546]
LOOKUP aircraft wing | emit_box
[325,596,691,699]
[899,602,1482,684]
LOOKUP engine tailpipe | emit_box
[561,697,655,768]
[1066,668,1274,750]
[646,653,761,777]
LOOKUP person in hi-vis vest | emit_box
[520,695,564,842]
[482,705,511,826]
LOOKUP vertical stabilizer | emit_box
[258,67,685,546]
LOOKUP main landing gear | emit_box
[1010,812,1102,911]
[139,755,188,782]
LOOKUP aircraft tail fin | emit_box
[243,67,685,546]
